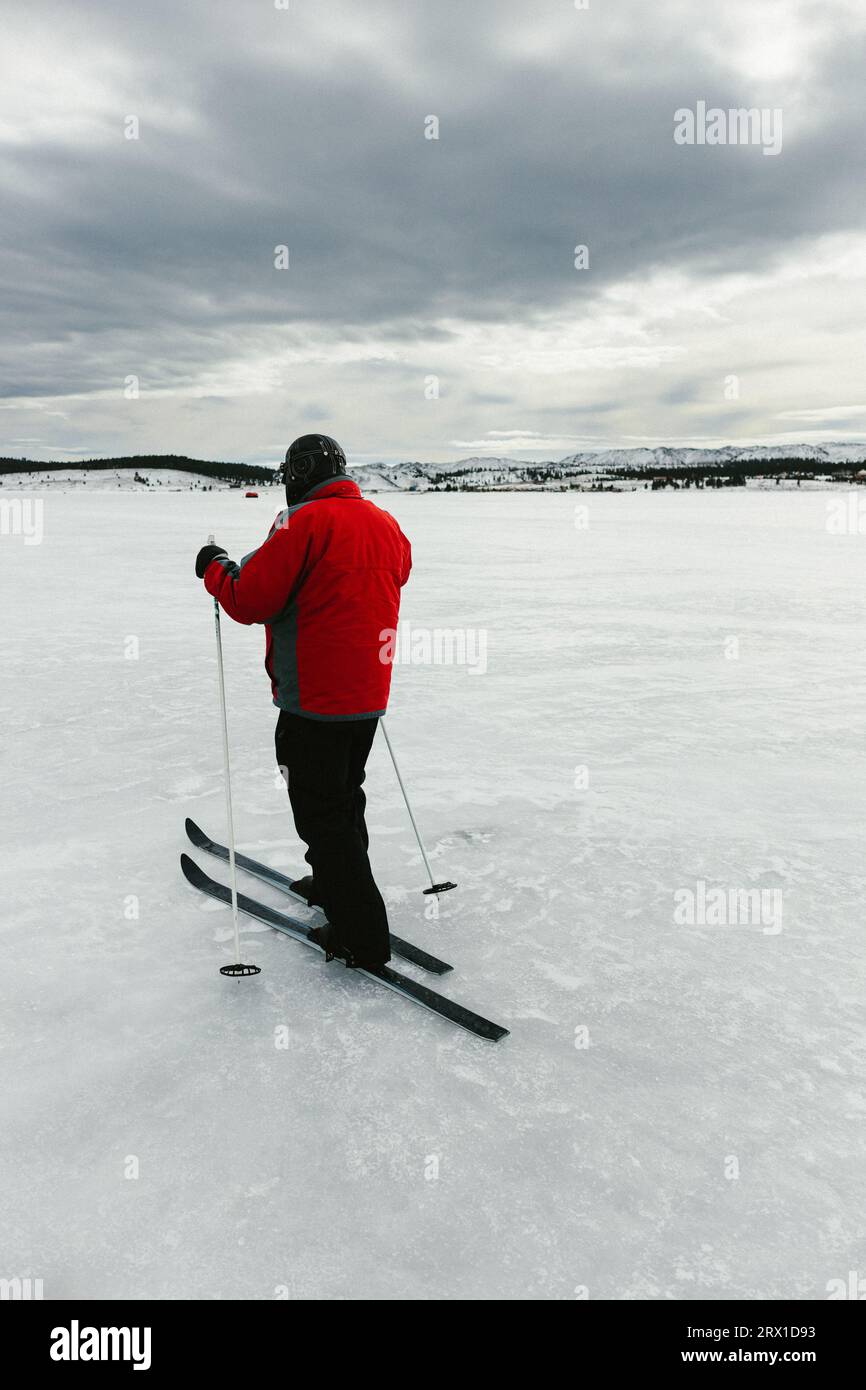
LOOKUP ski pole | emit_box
[208,535,260,978]
[379,718,456,895]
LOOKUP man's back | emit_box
[204,477,412,718]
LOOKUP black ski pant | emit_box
[275,710,390,963]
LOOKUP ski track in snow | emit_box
[2,488,866,1300]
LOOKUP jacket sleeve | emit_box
[204,520,312,624]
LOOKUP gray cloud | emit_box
[1,0,865,460]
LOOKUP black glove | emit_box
[195,543,227,579]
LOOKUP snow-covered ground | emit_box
[2,488,865,1300]
[0,467,246,491]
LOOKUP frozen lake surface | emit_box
[2,487,865,1299]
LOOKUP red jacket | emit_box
[204,477,411,719]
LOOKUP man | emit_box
[195,434,411,970]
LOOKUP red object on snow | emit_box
[245,490,258,498]
[203,477,412,720]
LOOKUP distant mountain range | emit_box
[1,443,865,492]
[353,443,866,490]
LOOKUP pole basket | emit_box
[220,962,261,977]
[423,881,457,895]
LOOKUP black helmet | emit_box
[283,434,347,503]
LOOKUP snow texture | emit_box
[2,487,865,1300]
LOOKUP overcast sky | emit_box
[2,0,865,465]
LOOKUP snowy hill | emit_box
[557,443,866,470]
[0,467,254,491]
[2,443,865,495]
[353,442,866,491]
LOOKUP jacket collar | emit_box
[273,476,362,531]
[298,474,360,503]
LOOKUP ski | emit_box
[184,817,452,976]
[181,854,509,1042]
